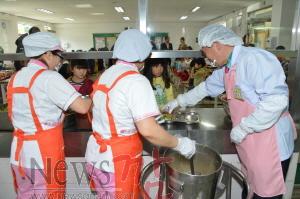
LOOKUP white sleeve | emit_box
[177,82,208,107]
[239,50,289,132]
[240,95,288,133]
[205,68,225,97]
[45,72,81,111]
[243,50,288,99]
[126,75,160,121]
[176,68,225,107]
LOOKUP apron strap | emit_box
[224,65,237,100]
[13,129,38,161]
[7,73,17,122]
[93,70,139,139]
[7,69,46,132]
[92,131,139,153]
[90,79,99,98]
[27,69,46,132]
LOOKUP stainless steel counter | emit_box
[0,108,299,157]
[143,108,236,155]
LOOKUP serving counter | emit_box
[0,108,233,157]
[0,107,299,156]
[0,108,299,199]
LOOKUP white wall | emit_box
[0,13,55,53]
[208,8,248,38]
[271,0,297,49]
[0,13,18,53]
[148,22,207,50]
[55,22,136,52]
[55,21,207,52]
[291,0,300,50]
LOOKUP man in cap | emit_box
[163,24,297,199]
[85,29,196,198]
[8,32,92,198]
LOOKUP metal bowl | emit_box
[184,111,199,124]
[171,110,200,124]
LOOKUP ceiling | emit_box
[0,0,263,24]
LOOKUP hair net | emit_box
[22,32,63,57]
[112,29,152,62]
[198,24,243,49]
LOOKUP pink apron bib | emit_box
[224,64,286,197]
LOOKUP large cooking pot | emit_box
[166,144,222,198]
[141,144,221,199]
[140,144,251,199]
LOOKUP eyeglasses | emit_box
[52,51,64,60]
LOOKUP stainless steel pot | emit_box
[140,144,251,199]
[165,144,222,198]
[141,144,221,199]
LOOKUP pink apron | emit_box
[224,64,291,197]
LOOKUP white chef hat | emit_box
[198,24,243,49]
[112,29,152,62]
[22,32,64,57]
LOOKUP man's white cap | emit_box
[198,24,243,49]
[22,32,64,57]
[112,29,152,62]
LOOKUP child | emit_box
[189,58,210,88]
[69,59,93,96]
[144,58,174,109]
[69,59,94,129]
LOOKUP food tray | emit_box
[162,110,200,124]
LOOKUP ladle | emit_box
[186,125,195,175]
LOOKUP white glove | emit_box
[230,124,253,144]
[162,100,178,114]
[173,137,196,159]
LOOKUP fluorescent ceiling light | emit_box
[192,6,200,12]
[180,16,188,20]
[64,17,74,21]
[123,16,130,21]
[75,4,92,8]
[91,12,104,15]
[5,0,17,1]
[114,6,124,13]
[36,8,54,14]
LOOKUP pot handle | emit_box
[216,169,226,191]
[168,175,184,193]
[139,159,168,199]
